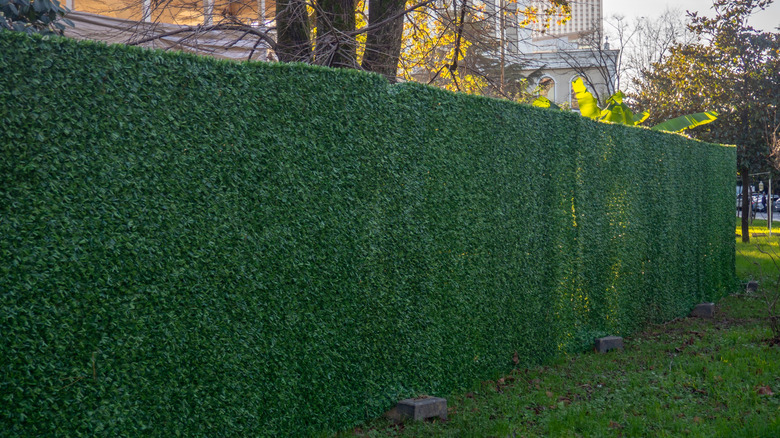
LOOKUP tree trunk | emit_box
[276,0,312,63]
[361,0,406,81]
[742,171,751,243]
[315,0,358,68]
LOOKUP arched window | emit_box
[538,76,556,102]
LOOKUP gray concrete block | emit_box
[594,336,623,353]
[747,281,758,293]
[690,302,715,318]
[395,397,447,421]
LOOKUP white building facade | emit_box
[508,0,618,105]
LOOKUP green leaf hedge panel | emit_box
[0,31,736,436]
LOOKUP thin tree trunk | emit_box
[742,171,751,243]
[499,0,505,94]
[361,0,406,81]
[276,0,312,62]
[448,0,468,74]
[316,0,358,68]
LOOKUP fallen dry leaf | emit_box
[545,390,554,398]
[756,385,774,395]
[513,351,520,365]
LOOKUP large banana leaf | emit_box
[633,111,650,125]
[608,90,625,104]
[600,91,635,125]
[562,79,715,133]
[601,104,633,125]
[571,78,600,119]
[532,96,560,110]
[651,111,718,132]
[599,91,636,125]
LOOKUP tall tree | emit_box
[620,8,695,93]
[316,0,359,68]
[398,0,572,96]
[121,0,571,85]
[276,0,313,62]
[361,0,407,79]
[634,0,780,242]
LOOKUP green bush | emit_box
[0,31,736,436]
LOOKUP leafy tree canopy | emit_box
[634,0,779,172]
[0,0,73,35]
[634,0,779,242]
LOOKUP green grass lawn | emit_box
[736,219,780,286]
[334,225,780,437]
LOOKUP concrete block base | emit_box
[690,302,715,318]
[394,397,447,421]
[594,336,623,353]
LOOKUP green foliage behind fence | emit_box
[0,32,735,436]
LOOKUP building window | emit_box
[538,76,556,102]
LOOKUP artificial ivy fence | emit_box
[0,31,735,436]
